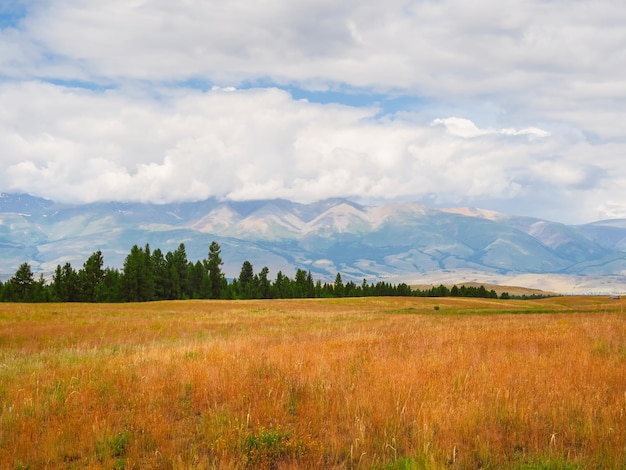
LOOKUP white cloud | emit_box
[0,82,622,223]
[432,117,550,140]
[432,118,488,138]
[12,1,626,94]
[0,0,625,223]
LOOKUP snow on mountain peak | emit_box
[366,202,430,228]
[441,207,506,221]
[190,205,240,233]
[302,202,370,235]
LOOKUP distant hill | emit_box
[411,282,558,297]
[1,193,625,294]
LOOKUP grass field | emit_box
[0,296,625,469]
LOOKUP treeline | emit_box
[0,241,515,302]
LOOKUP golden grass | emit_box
[0,297,625,469]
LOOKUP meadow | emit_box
[0,296,624,469]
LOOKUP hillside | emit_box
[1,193,625,294]
[411,282,558,297]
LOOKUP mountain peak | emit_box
[441,207,507,221]
[1,193,625,294]
[0,193,54,213]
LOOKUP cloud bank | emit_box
[1,0,625,223]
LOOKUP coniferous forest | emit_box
[0,241,517,302]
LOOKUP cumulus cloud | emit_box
[433,117,550,139]
[0,81,621,223]
[0,0,625,223]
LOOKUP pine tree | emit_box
[188,260,210,299]
[78,250,105,301]
[99,268,123,302]
[257,267,271,299]
[206,241,225,299]
[122,244,155,302]
[334,272,344,298]
[152,248,168,300]
[306,271,315,298]
[51,262,80,302]
[273,271,290,298]
[238,261,254,299]
[294,269,308,298]
[7,263,35,302]
[171,243,189,298]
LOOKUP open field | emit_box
[0,297,625,469]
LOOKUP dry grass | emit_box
[0,297,625,469]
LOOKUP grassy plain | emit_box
[0,296,625,469]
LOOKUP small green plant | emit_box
[242,426,306,468]
[179,382,193,413]
[375,456,418,469]
[109,429,130,457]
[97,429,131,463]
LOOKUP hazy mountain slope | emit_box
[1,193,625,293]
[576,219,626,251]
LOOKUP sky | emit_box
[1,0,625,224]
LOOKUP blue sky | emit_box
[0,0,625,223]
[0,2,26,28]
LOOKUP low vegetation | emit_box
[0,296,624,468]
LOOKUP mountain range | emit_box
[1,193,625,294]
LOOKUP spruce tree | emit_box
[334,272,344,297]
[206,241,225,299]
[79,250,105,301]
[257,267,271,299]
[51,263,80,302]
[152,248,168,300]
[238,261,254,298]
[8,263,35,302]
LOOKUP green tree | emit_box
[122,244,155,302]
[51,262,80,302]
[396,283,412,296]
[7,263,35,302]
[33,274,47,302]
[78,250,105,301]
[360,279,370,296]
[478,285,488,298]
[306,271,315,297]
[171,243,189,298]
[257,266,271,299]
[188,260,210,299]
[294,269,308,298]
[273,271,290,298]
[334,272,344,298]
[345,280,357,297]
[206,241,225,299]
[142,243,155,301]
[315,280,325,298]
[99,267,123,302]
[152,248,168,300]
[164,251,180,299]
[238,261,254,298]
